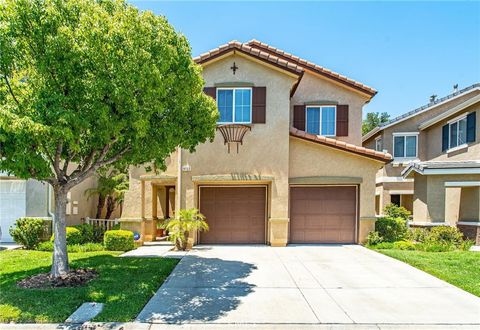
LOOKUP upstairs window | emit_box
[448,116,467,149]
[375,137,383,152]
[217,88,252,124]
[393,133,418,159]
[306,106,336,136]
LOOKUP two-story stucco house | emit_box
[363,83,480,243]
[120,40,392,246]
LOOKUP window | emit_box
[375,137,383,152]
[217,88,252,124]
[448,116,467,149]
[305,106,336,136]
[393,133,417,158]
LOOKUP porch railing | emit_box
[85,217,119,231]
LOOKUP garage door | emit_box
[0,180,26,242]
[290,186,357,244]
[199,186,266,244]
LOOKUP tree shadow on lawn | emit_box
[0,253,178,323]
[137,255,257,324]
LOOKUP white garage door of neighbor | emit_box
[0,180,26,243]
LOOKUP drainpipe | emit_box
[47,183,54,235]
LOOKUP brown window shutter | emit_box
[252,87,266,123]
[336,105,349,136]
[203,87,216,100]
[293,105,306,131]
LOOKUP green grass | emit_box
[376,249,480,297]
[0,250,178,323]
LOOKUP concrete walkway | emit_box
[136,245,480,325]
[120,241,187,258]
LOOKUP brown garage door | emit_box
[290,186,357,243]
[199,186,266,244]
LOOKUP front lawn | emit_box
[0,250,178,323]
[376,249,480,297]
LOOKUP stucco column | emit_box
[445,187,461,225]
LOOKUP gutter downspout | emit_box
[47,183,55,234]
[176,147,182,213]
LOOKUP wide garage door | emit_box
[290,186,357,243]
[199,186,266,244]
[0,180,26,243]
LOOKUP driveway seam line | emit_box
[298,248,356,323]
[273,248,322,324]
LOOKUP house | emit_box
[120,40,392,246]
[363,83,480,243]
[0,173,98,242]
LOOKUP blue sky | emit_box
[131,1,480,119]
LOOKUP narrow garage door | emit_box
[0,180,26,242]
[290,186,357,244]
[199,186,266,244]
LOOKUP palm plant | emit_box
[161,208,209,250]
[85,168,129,219]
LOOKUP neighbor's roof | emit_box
[290,127,392,162]
[402,160,480,178]
[362,83,480,142]
[194,40,377,98]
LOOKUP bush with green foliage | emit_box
[384,203,411,220]
[375,217,408,242]
[51,227,83,245]
[373,242,395,249]
[406,227,429,242]
[104,230,134,251]
[366,231,383,245]
[37,241,105,252]
[393,240,416,250]
[9,217,45,249]
[161,208,209,250]
[425,226,463,246]
[73,224,94,244]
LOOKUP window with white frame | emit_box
[448,116,467,149]
[306,106,336,136]
[393,133,418,158]
[217,88,252,124]
[375,137,383,152]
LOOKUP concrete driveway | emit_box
[136,245,480,325]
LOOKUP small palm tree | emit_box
[85,168,129,219]
[162,208,209,250]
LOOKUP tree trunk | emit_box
[51,186,69,277]
[105,195,115,219]
[96,195,106,219]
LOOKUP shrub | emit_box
[161,208,209,250]
[415,242,455,252]
[425,226,463,246]
[384,203,411,221]
[375,217,408,242]
[366,231,383,245]
[459,240,475,251]
[36,241,104,252]
[406,227,429,243]
[9,217,45,249]
[50,227,83,245]
[373,242,395,249]
[104,230,134,251]
[74,224,94,244]
[393,240,416,250]
[92,225,106,243]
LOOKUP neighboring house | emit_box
[120,40,391,246]
[363,83,480,243]
[0,173,98,242]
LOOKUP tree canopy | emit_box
[0,0,218,276]
[362,112,390,136]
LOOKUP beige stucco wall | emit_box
[413,174,480,223]
[289,137,383,242]
[425,105,479,161]
[291,72,369,145]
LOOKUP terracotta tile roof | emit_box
[246,39,377,97]
[194,40,376,98]
[290,127,392,163]
[193,40,304,76]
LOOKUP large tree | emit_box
[362,112,390,135]
[0,0,217,277]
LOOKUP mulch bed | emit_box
[17,268,98,289]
